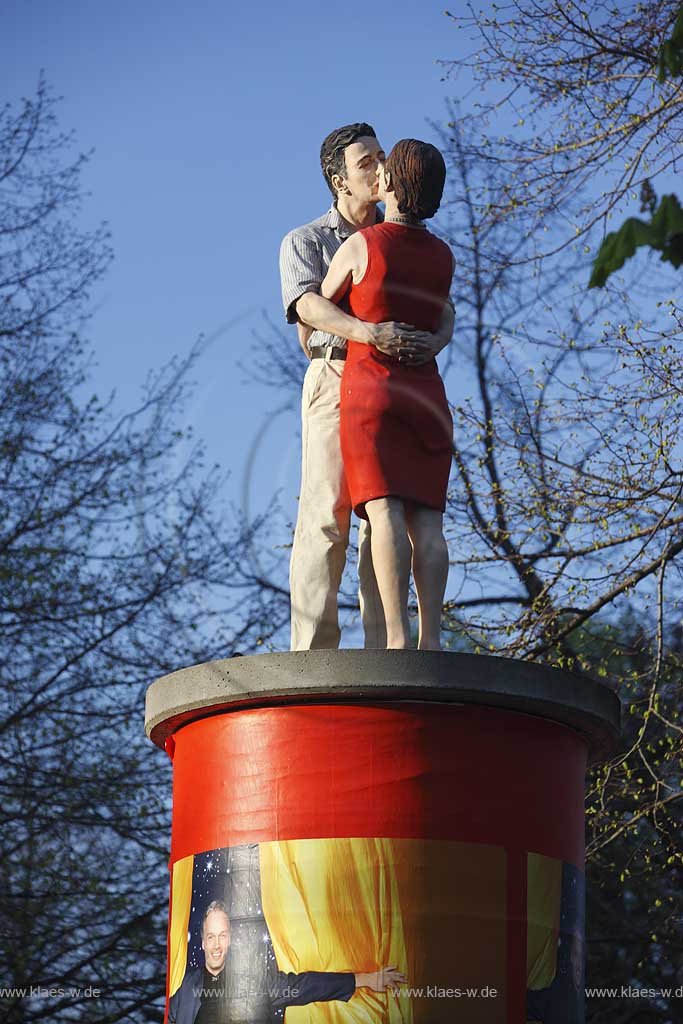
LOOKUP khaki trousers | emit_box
[290,356,387,650]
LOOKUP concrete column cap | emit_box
[145,650,620,764]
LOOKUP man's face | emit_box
[201,910,230,976]
[337,136,385,204]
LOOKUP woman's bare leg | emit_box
[405,506,448,650]
[364,497,412,648]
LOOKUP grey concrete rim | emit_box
[145,649,621,764]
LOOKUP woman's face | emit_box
[377,161,390,202]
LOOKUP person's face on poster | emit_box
[202,909,230,975]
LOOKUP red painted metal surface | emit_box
[170,702,586,867]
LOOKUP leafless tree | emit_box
[0,80,289,1023]
[440,0,683,262]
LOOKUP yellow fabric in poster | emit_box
[260,838,506,1024]
[260,838,409,1024]
[527,852,562,991]
[168,854,194,998]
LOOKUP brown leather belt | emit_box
[310,347,347,361]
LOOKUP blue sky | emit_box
[5,0,472,535]
[6,2,679,649]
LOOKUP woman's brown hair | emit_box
[385,139,446,220]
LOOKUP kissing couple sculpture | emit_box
[280,123,454,652]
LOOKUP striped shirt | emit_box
[279,203,382,351]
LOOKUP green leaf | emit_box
[658,4,683,82]
[589,194,683,288]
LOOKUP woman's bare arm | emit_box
[297,233,385,346]
[320,232,366,302]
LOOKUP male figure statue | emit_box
[280,122,454,650]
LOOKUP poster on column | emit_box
[167,839,508,1023]
[526,855,585,1024]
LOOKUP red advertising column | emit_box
[145,650,620,1024]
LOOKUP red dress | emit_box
[340,222,453,519]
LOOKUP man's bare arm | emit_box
[354,966,407,993]
[296,291,377,345]
[297,236,454,361]
[298,289,433,360]
[298,290,455,362]
[436,299,456,349]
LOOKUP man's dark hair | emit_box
[320,122,377,197]
[202,900,229,930]
[385,139,446,220]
